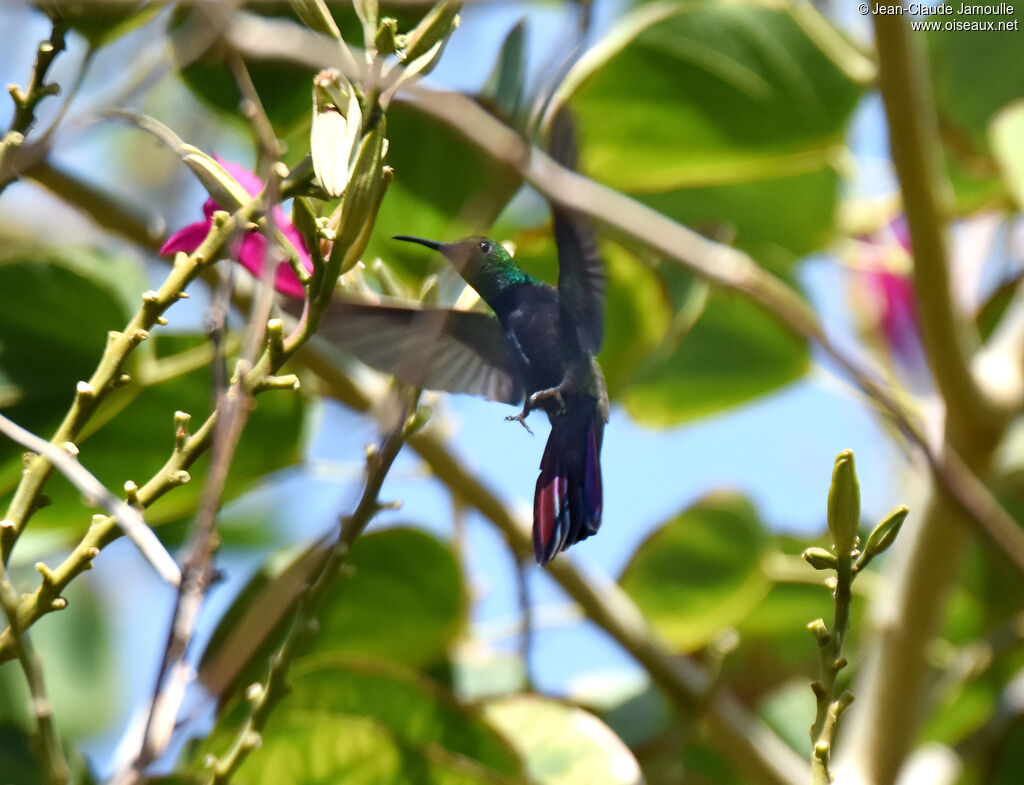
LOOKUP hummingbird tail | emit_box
[532,409,603,565]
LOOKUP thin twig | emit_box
[0,413,180,586]
[0,563,68,785]
[0,17,68,194]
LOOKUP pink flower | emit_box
[161,160,311,299]
[858,216,925,372]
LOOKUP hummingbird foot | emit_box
[505,409,535,436]
[527,385,566,412]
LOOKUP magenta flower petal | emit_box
[215,157,263,198]
[162,159,312,299]
[160,220,211,255]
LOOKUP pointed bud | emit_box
[375,17,400,56]
[288,0,341,40]
[827,450,860,558]
[403,2,461,62]
[803,547,838,571]
[856,505,909,571]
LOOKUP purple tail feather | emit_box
[533,411,603,565]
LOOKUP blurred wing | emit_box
[315,300,523,404]
[549,108,604,354]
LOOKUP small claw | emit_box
[528,386,566,412]
[505,411,534,436]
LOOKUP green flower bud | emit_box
[856,505,909,571]
[803,547,838,571]
[827,450,860,558]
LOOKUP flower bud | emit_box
[827,450,860,558]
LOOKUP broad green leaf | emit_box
[555,2,862,261]
[619,493,770,652]
[216,712,512,785]
[636,166,841,269]
[284,659,523,776]
[370,101,521,280]
[199,528,466,705]
[623,289,809,426]
[483,694,642,785]
[312,527,466,667]
[0,247,142,459]
[926,10,1024,145]
[0,579,118,740]
[37,1,159,47]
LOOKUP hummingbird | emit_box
[309,114,607,564]
[394,222,608,565]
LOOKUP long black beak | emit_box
[393,235,447,253]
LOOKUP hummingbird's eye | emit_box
[478,240,491,254]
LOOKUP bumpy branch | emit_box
[0,18,68,194]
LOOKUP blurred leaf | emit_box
[636,166,841,269]
[620,493,770,653]
[483,694,642,785]
[990,100,1024,210]
[481,20,527,122]
[370,101,521,281]
[0,580,118,740]
[756,680,814,758]
[4,331,307,532]
[38,0,158,47]
[624,290,809,426]
[203,659,523,785]
[926,11,1024,145]
[200,527,465,705]
[285,659,523,776]
[0,247,142,465]
[0,725,44,785]
[556,2,862,262]
[213,713,511,785]
[312,526,466,667]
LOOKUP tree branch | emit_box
[872,11,1009,439]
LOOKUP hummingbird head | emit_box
[393,235,532,304]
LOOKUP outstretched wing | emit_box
[549,109,604,354]
[313,300,523,404]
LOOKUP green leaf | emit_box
[369,101,521,280]
[285,660,523,776]
[38,1,159,47]
[619,493,770,652]
[202,660,523,785]
[199,528,466,705]
[216,713,510,785]
[312,527,466,668]
[0,579,118,740]
[483,694,642,785]
[623,289,809,426]
[990,100,1024,210]
[555,2,862,261]
[926,10,1024,145]
[635,166,841,269]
